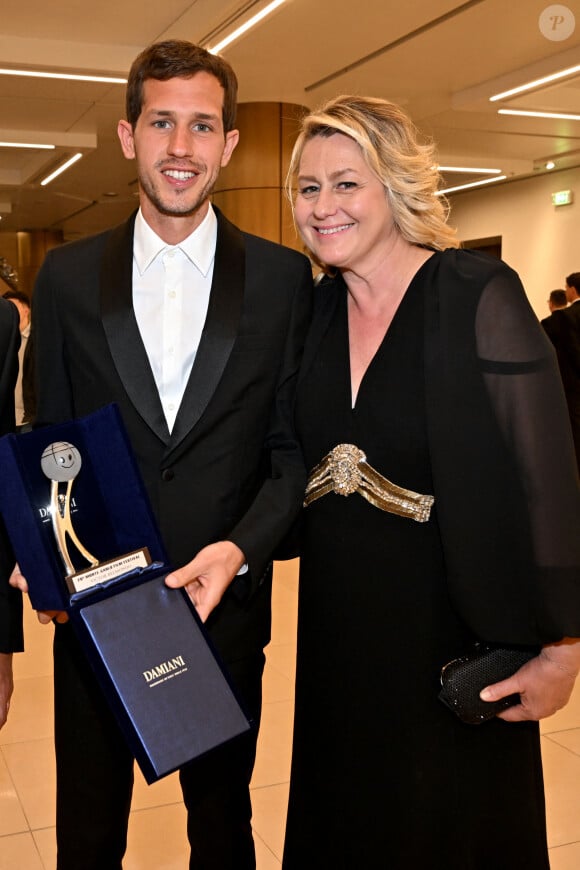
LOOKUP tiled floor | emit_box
[2,558,580,868]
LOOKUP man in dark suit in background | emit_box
[21,40,312,870]
[543,273,580,473]
[541,288,567,323]
[2,289,32,429]
[0,296,23,729]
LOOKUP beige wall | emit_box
[449,167,580,320]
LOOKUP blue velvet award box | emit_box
[0,404,251,783]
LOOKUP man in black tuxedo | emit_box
[540,288,567,323]
[543,273,580,473]
[25,40,312,869]
[0,296,22,729]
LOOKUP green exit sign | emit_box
[552,189,574,206]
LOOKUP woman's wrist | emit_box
[540,639,580,679]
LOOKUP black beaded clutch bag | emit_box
[439,644,537,724]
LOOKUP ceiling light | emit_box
[0,141,55,149]
[498,108,580,121]
[208,0,287,54]
[489,63,580,102]
[40,153,83,186]
[436,175,507,196]
[545,161,556,170]
[0,68,126,84]
[437,165,502,175]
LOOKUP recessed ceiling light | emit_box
[437,165,502,175]
[489,63,580,102]
[545,161,556,170]
[0,141,55,149]
[208,0,287,54]
[0,68,126,84]
[40,153,83,186]
[498,108,580,121]
[436,175,507,196]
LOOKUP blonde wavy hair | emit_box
[286,95,459,253]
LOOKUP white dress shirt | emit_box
[133,207,248,573]
[132,206,217,432]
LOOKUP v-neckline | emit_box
[348,253,434,409]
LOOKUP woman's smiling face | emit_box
[295,132,398,274]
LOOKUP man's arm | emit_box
[225,256,312,584]
[0,653,13,728]
[0,297,19,433]
[167,253,313,617]
[0,297,23,729]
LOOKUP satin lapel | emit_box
[168,208,245,452]
[100,213,170,444]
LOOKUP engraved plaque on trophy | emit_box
[40,440,151,594]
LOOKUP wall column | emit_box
[212,102,306,252]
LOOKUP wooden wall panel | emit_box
[216,103,281,193]
[0,234,19,268]
[281,103,307,253]
[214,102,307,249]
[212,188,280,243]
[281,197,303,253]
[0,229,63,297]
[281,103,306,184]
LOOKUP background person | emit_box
[283,95,580,870]
[543,287,567,316]
[542,273,580,473]
[3,289,32,429]
[0,296,23,729]
[16,40,312,870]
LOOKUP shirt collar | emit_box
[133,205,218,276]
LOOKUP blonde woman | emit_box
[283,95,580,869]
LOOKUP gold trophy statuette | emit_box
[40,441,99,577]
[40,440,151,594]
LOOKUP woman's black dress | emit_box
[283,259,549,869]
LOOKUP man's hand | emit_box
[165,541,245,622]
[9,563,69,624]
[480,638,580,722]
[0,653,14,729]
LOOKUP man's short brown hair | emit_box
[126,40,238,132]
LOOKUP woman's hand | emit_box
[480,638,580,722]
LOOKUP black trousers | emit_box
[53,622,264,870]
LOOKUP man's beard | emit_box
[138,167,218,218]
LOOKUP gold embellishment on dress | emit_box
[304,443,434,522]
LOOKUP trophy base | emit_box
[66,548,152,594]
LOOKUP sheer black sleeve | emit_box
[475,266,580,634]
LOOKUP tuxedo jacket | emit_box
[300,250,580,645]
[0,297,23,653]
[31,209,312,661]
